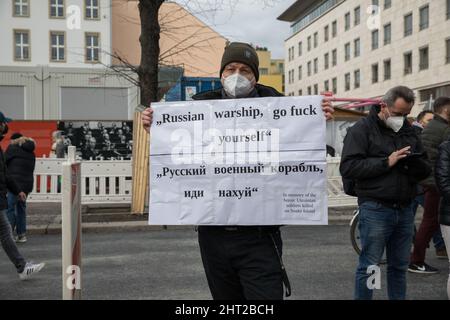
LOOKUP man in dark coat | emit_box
[340,86,431,300]
[141,42,334,300]
[0,112,44,279]
[410,97,450,273]
[5,132,36,242]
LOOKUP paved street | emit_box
[0,225,448,300]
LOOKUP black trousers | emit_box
[198,226,285,300]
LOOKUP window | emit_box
[371,30,379,50]
[298,41,302,57]
[14,29,30,61]
[314,32,318,48]
[446,38,450,64]
[49,0,65,18]
[419,46,429,70]
[314,84,318,95]
[298,66,302,80]
[291,69,295,82]
[345,12,351,31]
[354,69,360,89]
[344,43,351,61]
[404,51,413,74]
[384,23,391,45]
[13,0,29,17]
[332,49,337,66]
[384,0,392,9]
[419,5,429,31]
[404,13,413,37]
[314,58,318,74]
[85,32,100,63]
[291,46,295,60]
[307,36,311,51]
[324,25,329,42]
[307,86,312,95]
[332,20,337,37]
[354,38,360,57]
[260,68,269,75]
[372,0,379,6]
[354,6,360,26]
[324,53,329,70]
[324,80,330,92]
[372,63,379,83]
[307,61,311,76]
[85,0,99,20]
[384,59,391,80]
[345,73,351,91]
[332,77,337,94]
[298,89,303,96]
[50,31,65,62]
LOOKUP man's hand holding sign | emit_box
[141,42,334,300]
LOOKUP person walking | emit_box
[5,132,36,243]
[0,112,45,279]
[410,97,450,273]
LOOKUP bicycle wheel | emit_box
[350,209,387,265]
[350,209,361,256]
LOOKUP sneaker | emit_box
[17,235,27,243]
[436,248,448,260]
[408,263,439,274]
[18,262,45,281]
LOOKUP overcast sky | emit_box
[176,0,293,59]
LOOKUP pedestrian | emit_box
[410,97,450,274]
[410,110,447,260]
[5,132,36,243]
[434,134,450,299]
[0,112,45,279]
[141,42,334,300]
[340,86,431,300]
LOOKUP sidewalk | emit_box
[22,202,360,235]
[22,203,425,234]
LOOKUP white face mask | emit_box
[384,109,405,133]
[222,73,254,98]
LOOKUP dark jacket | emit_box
[421,115,450,187]
[0,147,21,210]
[434,140,450,226]
[340,105,431,207]
[5,136,36,194]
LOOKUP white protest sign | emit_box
[149,96,328,225]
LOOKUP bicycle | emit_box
[349,208,387,264]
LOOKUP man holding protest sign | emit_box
[142,42,334,300]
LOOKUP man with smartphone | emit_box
[340,86,431,300]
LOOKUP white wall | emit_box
[0,0,112,67]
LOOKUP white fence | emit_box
[27,158,132,204]
[327,157,358,207]
[27,157,356,207]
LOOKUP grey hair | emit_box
[382,86,415,107]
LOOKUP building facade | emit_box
[0,0,141,120]
[256,47,285,94]
[1,0,112,67]
[111,0,228,78]
[279,0,450,115]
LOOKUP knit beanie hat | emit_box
[220,42,259,81]
[11,132,23,140]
